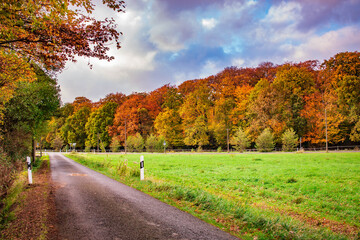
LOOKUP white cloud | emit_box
[201,18,218,30]
[147,3,197,52]
[264,2,302,24]
[199,60,225,78]
[231,58,245,67]
[292,26,360,61]
[149,21,189,52]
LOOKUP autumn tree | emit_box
[232,84,253,128]
[246,78,277,141]
[271,64,315,138]
[210,97,235,146]
[109,93,147,142]
[109,94,157,150]
[179,85,212,147]
[144,85,172,119]
[0,0,125,70]
[154,109,183,147]
[154,88,184,147]
[323,51,360,142]
[97,92,126,107]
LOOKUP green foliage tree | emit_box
[2,66,60,159]
[255,128,275,152]
[230,127,250,152]
[85,102,118,148]
[281,128,298,152]
[61,106,91,148]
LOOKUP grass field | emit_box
[65,152,360,240]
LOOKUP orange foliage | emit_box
[97,92,126,107]
[0,0,125,70]
[109,93,148,142]
[72,97,93,112]
[144,84,172,119]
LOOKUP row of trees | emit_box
[45,51,360,152]
[0,0,125,197]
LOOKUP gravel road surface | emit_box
[50,153,239,240]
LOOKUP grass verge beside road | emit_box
[0,155,57,240]
[66,152,360,240]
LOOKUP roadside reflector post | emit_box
[26,156,33,184]
[140,155,144,180]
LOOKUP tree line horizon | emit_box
[47,51,360,151]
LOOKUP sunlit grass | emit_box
[66,152,360,240]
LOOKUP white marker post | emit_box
[26,156,33,184]
[140,155,144,180]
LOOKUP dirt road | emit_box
[50,153,239,240]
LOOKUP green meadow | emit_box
[65,152,360,240]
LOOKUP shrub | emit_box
[0,149,15,199]
[110,137,120,152]
[255,128,275,152]
[51,135,64,151]
[156,135,166,152]
[127,133,144,152]
[145,134,158,152]
[100,142,106,152]
[230,127,250,152]
[282,128,298,152]
[117,159,128,176]
[84,140,91,152]
[146,135,166,153]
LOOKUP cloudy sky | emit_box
[58,0,360,103]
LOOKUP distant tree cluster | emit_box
[46,51,360,152]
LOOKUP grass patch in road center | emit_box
[65,152,360,240]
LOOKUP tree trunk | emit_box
[32,137,36,162]
[40,139,42,157]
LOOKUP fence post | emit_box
[140,155,144,180]
[26,156,33,184]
